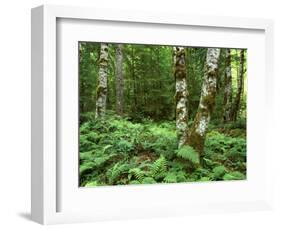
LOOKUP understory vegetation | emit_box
[79,43,247,186]
[80,113,246,186]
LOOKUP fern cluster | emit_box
[80,114,246,186]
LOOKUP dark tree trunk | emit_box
[223,48,233,122]
[230,49,245,121]
[115,44,124,115]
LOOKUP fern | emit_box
[150,155,167,177]
[176,145,200,164]
[129,180,141,185]
[80,162,95,177]
[223,171,245,181]
[79,115,246,186]
[212,165,227,179]
[164,172,177,183]
[84,181,98,187]
[102,144,113,154]
[94,153,117,166]
[199,177,211,182]
[80,151,94,161]
[142,177,156,184]
[107,162,130,184]
[175,171,187,182]
[128,168,145,181]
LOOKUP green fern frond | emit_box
[80,151,93,161]
[199,177,211,182]
[107,162,129,184]
[102,144,113,154]
[142,177,156,184]
[128,168,145,181]
[79,162,95,176]
[163,172,177,183]
[150,155,167,177]
[212,165,227,179]
[176,145,200,164]
[223,171,245,181]
[129,180,141,185]
[84,181,98,187]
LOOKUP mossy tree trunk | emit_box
[186,48,221,154]
[230,49,245,121]
[173,47,188,148]
[95,43,109,118]
[115,44,124,115]
[223,48,233,122]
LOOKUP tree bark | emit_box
[230,49,245,121]
[186,48,221,154]
[95,43,109,118]
[173,47,188,148]
[223,48,233,122]
[115,44,124,115]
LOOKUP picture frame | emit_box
[31,4,274,225]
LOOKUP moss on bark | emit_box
[186,48,221,156]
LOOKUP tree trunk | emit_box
[95,43,109,118]
[223,48,233,122]
[174,47,188,148]
[230,49,245,121]
[131,46,137,113]
[115,44,124,115]
[187,48,221,154]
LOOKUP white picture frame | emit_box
[31,4,274,225]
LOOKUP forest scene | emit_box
[79,42,247,187]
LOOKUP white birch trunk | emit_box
[173,47,188,148]
[95,43,109,118]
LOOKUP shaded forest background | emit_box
[79,42,247,186]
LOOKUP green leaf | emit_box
[142,177,156,184]
[164,172,177,183]
[150,155,167,177]
[176,145,200,164]
[103,144,113,154]
[80,162,95,176]
[212,166,227,179]
[223,171,246,181]
[85,181,98,187]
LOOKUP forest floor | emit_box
[79,114,246,186]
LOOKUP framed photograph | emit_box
[31,5,274,225]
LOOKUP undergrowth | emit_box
[79,114,246,186]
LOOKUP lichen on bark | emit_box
[173,47,188,148]
[95,43,109,118]
[186,48,221,154]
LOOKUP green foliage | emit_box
[79,115,246,186]
[150,155,167,177]
[79,44,247,186]
[176,145,200,165]
[212,166,227,179]
[85,181,98,187]
[223,171,246,180]
[142,177,157,184]
[164,172,178,183]
[80,162,95,177]
[128,168,145,181]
